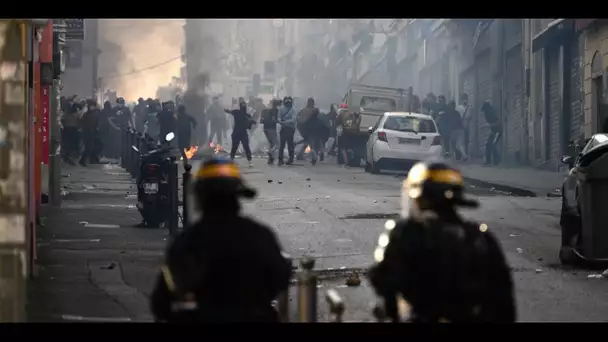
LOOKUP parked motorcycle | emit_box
[133,132,176,228]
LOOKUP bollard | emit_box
[276,256,293,322]
[167,156,179,236]
[125,129,131,173]
[297,256,317,322]
[133,134,143,181]
[130,132,139,177]
[182,163,192,228]
[121,128,127,169]
[130,133,139,178]
[325,289,345,323]
[128,130,135,177]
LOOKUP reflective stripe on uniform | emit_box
[171,301,199,312]
[160,265,176,293]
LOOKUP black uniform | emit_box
[368,218,515,323]
[150,158,291,322]
[134,98,147,133]
[150,216,291,322]
[368,161,516,323]
[113,104,132,129]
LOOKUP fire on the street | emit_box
[305,145,311,153]
[183,145,199,159]
[209,142,223,154]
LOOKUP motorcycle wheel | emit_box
[142,209,161,228]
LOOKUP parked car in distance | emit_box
[365,112,442,174]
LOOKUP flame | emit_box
[305,145,311,153]
[209,142,223,154]
[184,145,199,159]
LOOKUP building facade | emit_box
[578,19,608,137]
[339,19,587,172]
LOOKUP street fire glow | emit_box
[305,145,311,153]
[209,142,223,154]
[184,145,199,159]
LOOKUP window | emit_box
[383,116,437,133]
[360,96,397,112]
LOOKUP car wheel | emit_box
[370,162,380,174]
[559,245,577,265]
[560,189,581,264]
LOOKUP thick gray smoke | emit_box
[98,19,184,101]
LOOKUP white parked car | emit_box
[365,112,443,174]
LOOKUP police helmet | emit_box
[116,97,125,104]
[403,161,478,214]
[193,157,257,200]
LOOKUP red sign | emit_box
[40,85,50,164]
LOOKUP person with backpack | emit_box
[368,161,515,323]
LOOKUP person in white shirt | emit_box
[456,93,471,158]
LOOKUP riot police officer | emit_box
[150,157,292,322]
[368,161,516,323]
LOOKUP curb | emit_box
[463,177,538,198]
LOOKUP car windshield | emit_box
[383,116,437,133]
[360,96,397,112]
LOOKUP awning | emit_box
[532,19,574,52]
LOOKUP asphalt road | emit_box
[30,157,608,322]
[231,156,608,322]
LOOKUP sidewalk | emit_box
[27,162,168,322]
[459,163,567,197]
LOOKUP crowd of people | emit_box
[59,95,200,166]
[59,95,127,167]
[59,87,503,170]
[415,92,502,166]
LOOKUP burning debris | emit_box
[305,145,311,154]
[209,142,224,154]
[183,145,199,160]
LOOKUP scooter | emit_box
[132,132,176,228]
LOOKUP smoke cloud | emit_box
[98,19,184,101]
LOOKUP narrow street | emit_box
[27,157,608,322]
